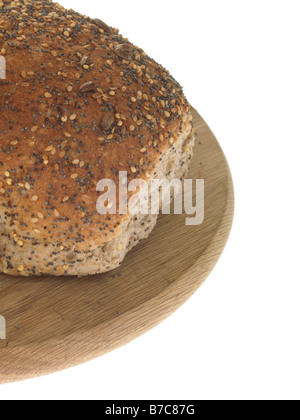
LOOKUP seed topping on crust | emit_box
[0,0,191,276]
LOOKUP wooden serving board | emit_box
[0,108,234,384]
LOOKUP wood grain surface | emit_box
[0,108,234,384]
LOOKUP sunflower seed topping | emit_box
[93,18,112,34]
[79,81,96,93]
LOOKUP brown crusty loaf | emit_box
[0,0,194,276]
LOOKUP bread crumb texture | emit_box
[0,0,194,276]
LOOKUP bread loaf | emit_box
[0,0,194,276]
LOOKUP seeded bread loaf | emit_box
[0,0,194,276]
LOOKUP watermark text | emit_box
[96,172,204,226]
[0,56,6,79]
[0,315,6,340]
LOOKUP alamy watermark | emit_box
[96,172,205,226]
[0,55,6,79]
[0,315,6,340]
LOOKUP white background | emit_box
[1,0,300,400]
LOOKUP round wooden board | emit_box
[0,108,234,384]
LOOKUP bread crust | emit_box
[0,0,193,276]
